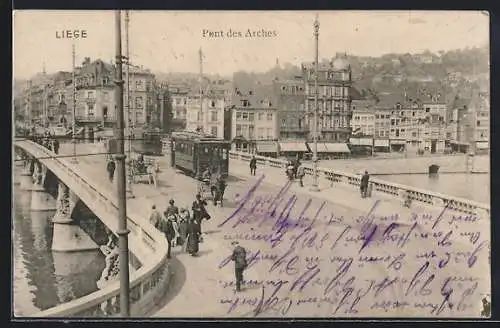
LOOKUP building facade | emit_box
[301,54,353,142]
[231,93,278,153]
[273,78,308,140]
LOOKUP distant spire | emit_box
[276,58,279,67]
[42,61,46,74]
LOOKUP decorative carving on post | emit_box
[33,161,43,185]
[54,182,71,222]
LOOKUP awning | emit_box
[324,143,351,153]
[308,143,329,153]
[95,129,115,138]
[256,142,278,153]
[390,140,406,145]
[374,139,390,147]
[349,138,373,146]
[476,141,489,149]
[279,142,308,152]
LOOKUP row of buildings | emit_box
[15,54,489,157]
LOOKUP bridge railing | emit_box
[16,140,170,317]
[228,150,490,217]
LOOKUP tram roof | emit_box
[171,131,228,143]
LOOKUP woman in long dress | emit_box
[178,209,189,251]
[186,217,201,256]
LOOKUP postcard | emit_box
[12,10,490,318]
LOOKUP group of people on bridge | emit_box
[29,131,60,154]
[149,195,212,259]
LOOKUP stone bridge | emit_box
[14,140,170,317]
[13,140,491,318]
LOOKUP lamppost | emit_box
[310,15,320,192]
[114,10,131,317]
[70,43,78,163]
[125,10,134,198]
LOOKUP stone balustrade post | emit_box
[19,157,35,190]
[51,181,99,252]
[30,162,57,211]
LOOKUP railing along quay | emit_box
[228,151,490,217]
[15,140,171,317]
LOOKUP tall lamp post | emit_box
[70,43,78,163]
[310,15,320,192]
[114,10,131,317]
[125,10,134,198]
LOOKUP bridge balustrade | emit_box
[228,150,490,216]
[15,140,170,317]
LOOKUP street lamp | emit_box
[310,15,320,192]
[125,10,135,199]
[114,10,131,317]
[70,43,78,163]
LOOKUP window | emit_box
[258,128,265,139]
[242,100,249,107]
[391,119,395,126]
[267,128,273,139]
[267,113,273,121]
[102,77,109,85]
[477,121,481,126]
[87,91,95,98]
[211,126,218,136]
[136,96,143,109]
[135,80,144,90]
[258,113,264,120]
[242,112,249,120]
[236,111,242,120]
[334,87,341,97]
[210,100,216,108]
[210,111,217,122]
[236,124,242,136]
[425,107,430,113]
[103,92,109,101]
[249,113,255,121]
[412,132,417,137]
[87,104,95,117]
[249,125,255,138]
[102,106,108,118]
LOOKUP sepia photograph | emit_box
[12,10,490,318]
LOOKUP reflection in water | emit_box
[377,173,490,204]
[12,188,106,316]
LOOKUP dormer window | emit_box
[242,100,249,107]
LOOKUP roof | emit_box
[231,83,277,108]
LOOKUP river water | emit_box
[12,185,106,316]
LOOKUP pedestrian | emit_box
[297,163,305,187]
[214,176,227,207]
[106,159,116,183]
[157,213,176,259]
[192,194,210,235]
[149,204,162,227]
[231,241,248,292]
[53,138,60,154]
[249,155,257,176]
[177,208,190,250]
[360,170,370,198]
[186,216,201,256]
[165,199,179,217]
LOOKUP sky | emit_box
[13,10,489,80]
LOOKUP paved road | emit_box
[57,143,490,318]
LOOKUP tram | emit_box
[129,128,163,155]
[170,131,231,179]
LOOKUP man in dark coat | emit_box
[192,194,209,234]
[107,160,116,183]
[249,156,257,176]
[157,214,176,259]
[360,170,370,198]
[52,139,60,154]
[165,199,179,217]
[231,241,248,292]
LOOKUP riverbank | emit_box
[316,154,489,175]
